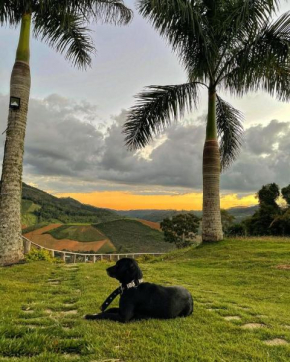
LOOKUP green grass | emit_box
[22,223,50,234]
[0,238,289,361]
[46,225,106,242]
[21,200,41,226]
[96,219,175,253]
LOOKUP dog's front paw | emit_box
[84,314,99,320]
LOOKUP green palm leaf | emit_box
[124,83,200,150]
[33,10,95,69]
[223,12,290,100]
[93,0,133,24]
[216,95,244,171]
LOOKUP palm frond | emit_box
[123,82,200,150]
[230,0,278,29]
[137,0,205,49]
[137,0,212,80]
[222,11,290,101]
[93,0,133,25]
[37,0,132,24]
[216,95,244,171]
[0,0,22,25]
[33,10,95,69]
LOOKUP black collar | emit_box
[100,279,143,312]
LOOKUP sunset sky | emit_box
[0,1,290,210]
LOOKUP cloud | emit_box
[244,120,289,155]
[1,93,290,195]
[221,120,290,192]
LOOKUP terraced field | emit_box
[96,219,174,253]
[23,219,172,254]
[23,224,115,253]
[137,219,161,231]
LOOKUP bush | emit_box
[25,248,55,262]
[136,254,156,262]
[226,223,246,237]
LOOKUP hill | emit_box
[116,209,202,222]
[96,219,174,253]
[0,237,289,361]
[21,183,120,226]
[116,206,258,222]
[226,205,259,222]
[20,184,173,253]
[23,224,116,253]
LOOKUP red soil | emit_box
[23,224,115,252]
[137,219,161,231]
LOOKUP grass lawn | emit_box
[0,238,289,361]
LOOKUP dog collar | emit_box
[100,279,144,312]
[122,278,144,292]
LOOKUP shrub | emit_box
[136,254,156,262]
[226,223,246,237]
[25,248,55,262]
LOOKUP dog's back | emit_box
[120,282,193,319]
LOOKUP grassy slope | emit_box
[21,183,120,226]
[96,219,175,253]
[116,207,258,223]
[23,221,168,253]
[0,238,289,361]
[46,225,106,243]
[21,200,41,226]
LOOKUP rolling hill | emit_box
[116,206,258,223]
[21,183,120,226]
[20,184,171,253]
[96,219,173,253]
[23,224,115,253]
[20,183,257,254]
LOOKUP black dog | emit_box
[85,258,193,322]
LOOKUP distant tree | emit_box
[270,184,290,235]
[258,183,280,209]
[281,185,290,206]
[270,210,290,236]
[221,209,235,234]
[226,223,246,237]
[160,213,200,249]
[245,183,281,236]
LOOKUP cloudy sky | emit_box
[0,0,290,210]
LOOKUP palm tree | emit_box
[0,0,132,266]
[123,0,290,242]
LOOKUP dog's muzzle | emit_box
[106,266,116,278]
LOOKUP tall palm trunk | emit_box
[202,88,223,242]
[0,13,31,265]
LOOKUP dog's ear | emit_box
[130,260,143,280]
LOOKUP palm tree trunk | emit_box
[0,13,31,265]
[202,88,223,242]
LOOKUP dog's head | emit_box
[106,258,143,284]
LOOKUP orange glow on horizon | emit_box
[55,191,258,210]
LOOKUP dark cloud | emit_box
[0,94,290,194]
[222,120,290,191]
[244,120,289,155]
